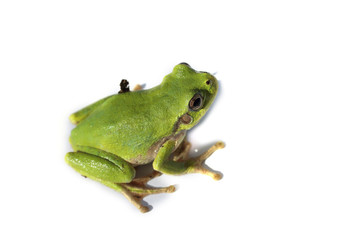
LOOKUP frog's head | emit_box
[163,63,219,133]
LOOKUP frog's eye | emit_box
[179,62,191,67]
[206,79,211,85]
[189,93,204,111]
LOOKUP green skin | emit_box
[65,63,224,212]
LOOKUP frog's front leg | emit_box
[65,152,174,213]
[153,140,225,180]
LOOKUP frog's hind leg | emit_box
[66,151,174,213]
[120,171,175,213]
[65,151,166,213]
[65,151,135,184]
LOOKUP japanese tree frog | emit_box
[65,63,225,212]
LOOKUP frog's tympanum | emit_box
[65,63,225,212]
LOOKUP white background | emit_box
[1,1,359,239]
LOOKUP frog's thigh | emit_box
[65,152,135,183]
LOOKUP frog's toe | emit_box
[193,165,223,180]
[122,183,176,197]
[139,205,150,213]
[167,185,176,193]
[196,141,225,163]
[215,141,225,149]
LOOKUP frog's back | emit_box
[70,87,179,164]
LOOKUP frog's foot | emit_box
[188,141,225,180]
[119,171,175,213]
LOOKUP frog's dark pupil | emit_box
[189,93,203,111]
[193,97,201,107]
[206,80,211,85]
